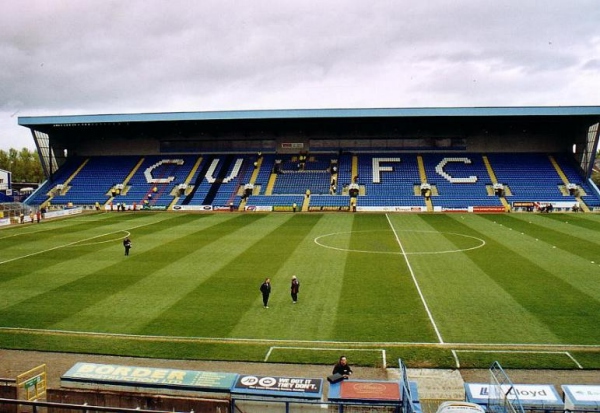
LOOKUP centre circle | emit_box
[314,229,485,255]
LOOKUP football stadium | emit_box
[1,106,600,413]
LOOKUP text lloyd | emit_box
[479,388,548,397]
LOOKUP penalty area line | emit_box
[451,349,584,369]
[264,346,386,368]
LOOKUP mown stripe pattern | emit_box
[1,212,599,354]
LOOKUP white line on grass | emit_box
[386,214,445,344]
[313,229,485,255]
[0,212,117,240]
[451,349,584,369]
[0,230,129,265]
[1,327,598,352]
[565,352,584,369]
[0,218,164,265]
[75,231,131,246]
[451,350,460,368]
[0,225,65,240]
[264,346,386,368]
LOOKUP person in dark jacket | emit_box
[123,237,132,256]
[290,275,300,303]
[260,278,271,308]
[332,356,353,378]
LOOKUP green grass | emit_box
[1,211,599,369]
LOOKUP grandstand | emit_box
[4,106,600,413]
[15,106,600,213]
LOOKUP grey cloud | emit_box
[582,59,600,71]
[1,0,600,150]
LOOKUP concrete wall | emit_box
[75,138,160,156]
[0,384,17,413]
[47,388,229,413]
[467,133,570,153]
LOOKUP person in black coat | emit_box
[123,237,132,256]
[290,275,300,303]
[260,278,271,308]
[332,356,353,378]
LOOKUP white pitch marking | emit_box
[1,326,598,350]
[386,214,445,344]
[0,218,167,265]
[314,229,485,255]
[565,352,584,369]
[0,230,128,265]
[264,346,386,366]
[451,350,461,368]
[0,212,119,240]
[453,349,584,369]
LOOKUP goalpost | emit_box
[488,361,525,413]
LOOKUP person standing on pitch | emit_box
[123,237,132,256]
[290,275,300,303]
[260,278,271,308]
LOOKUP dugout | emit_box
[465,383,563,413]
[328,379,405,413]
[326,359,421,413]
[562,385,600,412]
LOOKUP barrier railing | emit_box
[0,398,182,413]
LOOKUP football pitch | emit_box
[1,211,599,369]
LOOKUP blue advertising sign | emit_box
[232,374,323,399]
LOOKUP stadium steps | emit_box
[417,156,433,211]
[186,156,204,184]
[202,156,234,205]
[352,155,358,181]
[65,158,90,186]
[548,155,570,185]
[168,156,202,209]
[301,194,310,211]
[577,198,591,212]
[499,197,511,211]
[41,158,90,207]
[125,157,145,185]
[40,194,53,208]
[265,171,277,195]
[249,156,263,183]
[106,157,145,206]
[482,155,499,183]
[483,155,511,211]
[58,158,90,196]
[417,155,428,183]
[182,155,215,205]
[549,155,591,212]
[425,196,433,211]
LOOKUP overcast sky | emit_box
[1,0,599,151]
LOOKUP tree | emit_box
[0,147,44,183]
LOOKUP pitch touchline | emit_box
[0,212,119,240]
[0,230,128,265]
[0,216,172,265]
[0,327,597,350]
[386,214,445,345]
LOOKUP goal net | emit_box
[488,361,525,413]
